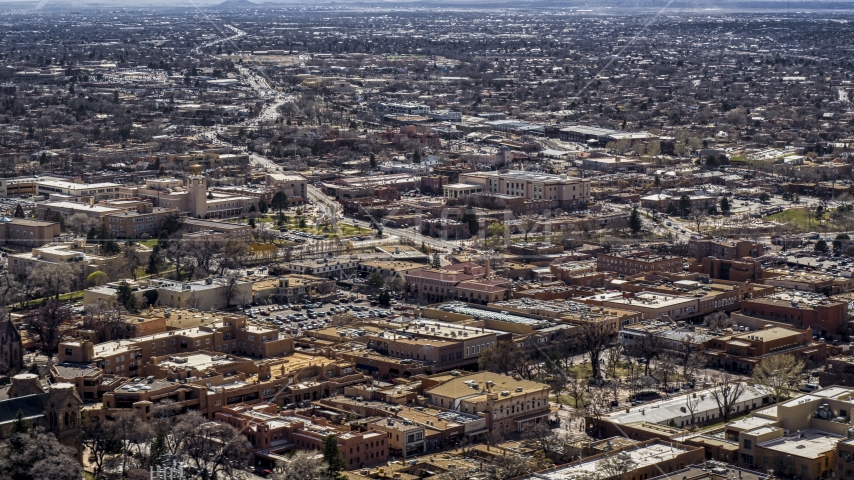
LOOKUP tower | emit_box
[187,164,208,219]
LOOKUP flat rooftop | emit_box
[540,443,693,480]
[757,429,843,459]
[608,292,695,308]
[158,353,242,370]
[605,384,771,425]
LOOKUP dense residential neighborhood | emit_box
[2,2,854,480]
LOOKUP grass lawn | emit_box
[550,395,586,407]
[766,208,841,232]
[16,290,83,311]
[140,239,159,248]
[564,361,633,379]
[286,223,374,238]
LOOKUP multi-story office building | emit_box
[457,170,591,210]
[421,371,550,434]
[597,250,683,275]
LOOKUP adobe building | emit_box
[216,403,388,470]
[0,217,62,248]
[690,257,764,283]
[740,291,849,338]
[702,325,827,374]
[687,236,763,260]
[596,250,683,276]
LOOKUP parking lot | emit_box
[243,294,409,336]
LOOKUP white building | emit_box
[458,170,591,210]
[379,102,431,115]
[36,180,122,201]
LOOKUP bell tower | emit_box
[187,164,208,219]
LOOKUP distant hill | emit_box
[212,0,259,8]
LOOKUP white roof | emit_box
[539,443,690,480]
[37,180,120,189]
[758,429,843,459]
[605,384,771,425]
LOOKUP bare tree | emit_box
[673,334,706,386]
[26,299,73,369]
[627,333,664,376]
[578,321,614,379]
[181,411,247,480]
[165,234,191,280]
[82,298,126,343]
[753,354,804,402]
[483,454,532,480]
[519,215,540,242]
[0,271,21,308]
[598,451,637,480]
[188,233,221,278]
[657,352,678,390]
[185,292,202,310]
[525,422,566,457]
[67,213,98,236]
[81,417,119,479]
[151,400,189,457]
[271,450,328,480]
[29,263,75,300]
[704,311,733,330]
[0,427,83,480]
[709,375,747,423]
[215,270,244,308]
[479,340,525,377]
[122,241,142,281]
[214,235,251,276]
[584,385,611,437]
[113,411,152,477]
[768,452,795,478]
[684,393,701,430]
[566,369,587,408]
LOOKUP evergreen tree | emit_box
[271,191,289,212]
[115,280,139,312]
[370,153,376,168]
[11,409,29,435]
[461,208,479,236]
[431,252,441,269]
[678,194,692,216]
[720,196,731,214]
[629,207,642,235]
[149,429,168,466]
[248,217,256,229]
[258,199,268,214]
[13,204,23,218]
[322,435,346,477]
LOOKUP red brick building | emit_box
[689,257,763,283]
[740,293,849,337]
[687,237,762,260]
[597,250,683,276]
[216,403,388,470]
